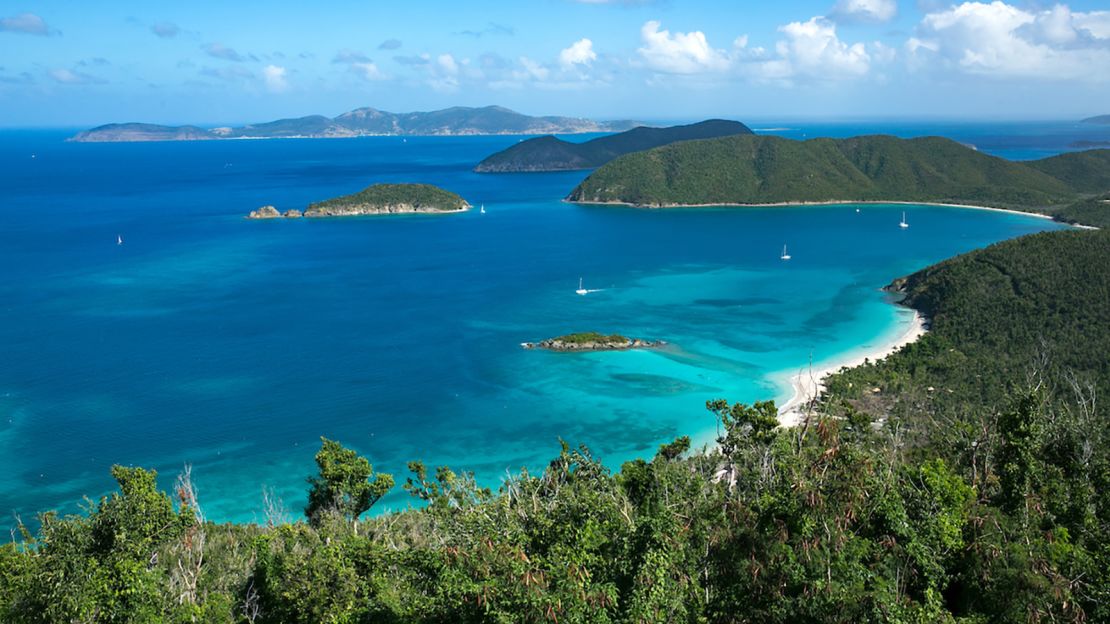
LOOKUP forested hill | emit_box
[473,119,753,172]
[567,134,1110,212]
[3,230,1109,621]
[826,228,1110,416]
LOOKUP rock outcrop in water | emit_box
[522,332,663,352]
[247,206,281,219]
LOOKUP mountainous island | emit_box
[521,332,663,352]
[68,106,641,142]
[247,183,469,219]
[474,119,752,173]
[1081,114,1110,125]
[567,134,1110,212]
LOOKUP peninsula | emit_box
[247,183,469,219]
[1081,114,1110,125]
[69,106,641,142]
[567,134,1110,214]
[474,119,752,173]
[521,332,663,352]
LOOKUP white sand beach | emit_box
[776,310,928,426]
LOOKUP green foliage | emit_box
[306,437,394,524]
[475,119,752,172]
[305,183,468,215]
[568,134,1110,214]
[1053,193,1110,228]
[553,331,629,344]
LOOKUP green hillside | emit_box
[305,183,468,216]
[568,134,1109,211]
[826,228,1110,417]
[474,119,752,172]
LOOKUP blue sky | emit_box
[1,0,1109,126]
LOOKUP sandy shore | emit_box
[776,309,928,427]
[570,198,1060,221]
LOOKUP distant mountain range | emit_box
[473,119,753,173]
[1081,115,1110,125]
[68,106,642,142]
[568,133,1110,210]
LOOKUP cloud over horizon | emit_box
[0,12,52,36]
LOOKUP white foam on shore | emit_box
[775,309,927,426]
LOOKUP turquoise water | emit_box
[0,130,1068,525]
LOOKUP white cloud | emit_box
[0,12,51,36]
[436,53,459,76]
[831,0,897,23]
[909,2,1110,80]
[519,57,550,81]
[262,65,288,92]
[559,38,597,69]
[351,62,387,81]
[749,17,871,81]
[49,68,104,84]
[637,20,730,74]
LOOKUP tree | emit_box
[305,438,393,524]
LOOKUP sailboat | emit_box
[117,235,123,246]
[899,211,909,228]
[480,204,486,214]
[780,244,791,261]
[575,278,588,295]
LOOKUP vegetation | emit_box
[2,229,1109,622]
[824,228,1110,416]
[568,134,1110,215]
[1052,193,1110,228]
[474,120,752,172]
[305,183,469,216]
[552,332,630,344]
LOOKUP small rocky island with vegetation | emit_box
[247,183,469,219]
[522,332,663,352]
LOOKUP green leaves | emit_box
[305,437,394,525]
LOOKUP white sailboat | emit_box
[780,244,791,261]
[899,211,909,228]
[117,235,123,246]
[575,278,588,295]
[480,204,486,214]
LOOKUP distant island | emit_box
[69,106,642,142]
[567,134,1110,212]
[521,332,663,352]
[1071,140,1110,149]
[247,183,469,219]
[1081,115,1110,125]
[474,119,752,173]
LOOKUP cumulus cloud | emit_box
[637,20,730,74]
[429,53,462,91]
[755,16,871,80]
[49,68,105,84]
[150,22,179,38]
[559,38,597,69]
[378,38,402,50]
[831,0,897,23]
[262,65,288,92]
[203,42,245,62]
[908,2,1110,80]
[0,12,51,36]
[350,62,387,80]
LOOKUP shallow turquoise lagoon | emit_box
[0,131,1068,524]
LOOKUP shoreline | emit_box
[775,308,928,427]
[568,198,1060,221]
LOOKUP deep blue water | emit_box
[0,123,1079,526]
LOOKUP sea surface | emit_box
[0,120,1089,526]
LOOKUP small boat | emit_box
[780,244,791,261]
[117,235,123,246]
[480,204,486,214]
[855,208,860,213]
[899,211,909,228]
[575,277,588,296]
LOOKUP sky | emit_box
[1,0,1109,126]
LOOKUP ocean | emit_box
[0,120,1096,526]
